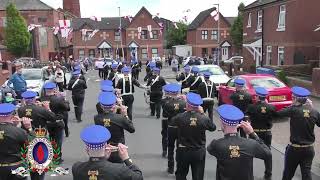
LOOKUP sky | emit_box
[41,0,256,22]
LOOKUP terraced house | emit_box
[242,0,320,71]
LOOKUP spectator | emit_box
[171,57,179,74]
[55,65,65,92]
[7,63,27,99]
[42,63,54,82]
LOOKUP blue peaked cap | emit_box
[98,92,117,107]
[21,91,37,99]
[43,82,56,89]
[218,104,244,126]
[186,92,203,106]
[80,125,111,150]
[291,86,311,97]
[100,80,113,87]
[0,103,16,116]
[164,83,181,94]
[101,85,114,92]
[255,87,268,97]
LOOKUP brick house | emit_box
[187,7,236,61]
[0,0,72,61]
[71,7,167,62]
[242,0,320,71]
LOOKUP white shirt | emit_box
[55,70,64,83]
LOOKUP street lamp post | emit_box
[213,3,220,66]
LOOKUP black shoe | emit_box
[264,175,272,180]
[156,116,160,119]
[167,167,174,174]
[150,113,155,117]
[77,120,82,123]
[162,151,167,158]
[65,131,69,137]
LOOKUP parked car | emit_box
[218,74,292,111]
[22,68,44,97]
[195,65,231,91]
[222,56,244,65]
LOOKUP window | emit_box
[79,49,85,59]
[250,77,286,89]
[1,17,7,27]
[141,48,148,59]
[278,47,285,65]
[266,46,272,65]
[115,31,121,41]
[38,17,47,23]
[277,5,286,31]
[152,48,158,57]
[151,30,158,39]
[201,30,208,40]
[211,30,218,40]
[257,10,263,32]
[141,30,148,39]
[89,49,95,58]
[247,13,252,27]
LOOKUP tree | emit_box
[166,21,188,49]
[230,3,245,53]
[4,3,31,57]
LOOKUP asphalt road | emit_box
[41,67,319,180]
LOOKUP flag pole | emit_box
[217,4,220,66]
[119,7,125,62]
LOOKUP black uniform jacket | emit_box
[94,112,135,145]
[161,97,186,125]
[147,75,166,102]
[116,77,140,95]
[72,157,143,180]
[0,123,28,163]
[18,104,56,129]
[247,101,276,130]
[68,76,87,95]
[176,72,192,89]
[198,80,216,106]
[143,71,152,82]
[187,75,203,93]
[207,133,272,180]
[277,104,320,145]
[172,111,216,148]
[230,91,253,113]
[107,71,118,88]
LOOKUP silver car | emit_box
[22,68,44,97]
[195,65,231,90]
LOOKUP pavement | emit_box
[40,66,320,180]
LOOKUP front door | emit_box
[130,47,138,62]
[101,48,112,58]
[222,47,229,61]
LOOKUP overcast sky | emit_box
[41,0,256,22]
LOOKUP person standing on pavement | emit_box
[116,67,142,120]
[187,67,203,94]
[94,92,135,163]
[161,84,186,174]
[146,67,167,119]
[7,62,27,99]
[207,104,273,180]
[277,86,320,180]
[176,65,192,92]
[0,103,32,180]
[172,92,216,180]
[198,71,216,120]
[54,64,65,92]
[247,87,277,148]
[230,78,253,138]
[72,125,143,180]
[171,57,179,74]
[68,70,87,122]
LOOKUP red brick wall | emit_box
[63,0,81,17]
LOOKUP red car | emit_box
[218,74,292,111]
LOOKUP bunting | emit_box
[211,10,219,21]
[59,20,71,38]
[147,25,153,39]
[137,27,142,39]
[89,29,99,38]
[158,22,164,36]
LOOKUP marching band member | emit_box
[94,92,135,163]
[161,83,186,174]
[146,67,167,119]
[116,67,142,120]
[198,71,216,120]
[172,93,216,179]
[277,87,320,180]
[72,125,143,180]
[108,63,120,88]
[207,105,272,180]
[176,65,192,91]
[0,103,31,180]
[187,67,203,94]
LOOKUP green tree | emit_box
[230,2,245,53]
[4,3,31,57]
[166,21,188,49]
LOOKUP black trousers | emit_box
[150,101,161,118]
[282,145,315,180]
[72,94,85,121]
[202,103,213,120]
[176,147,206,180]
[168,126,178,169]
[30,173,45,180]
[57,82,64,92]
[161,119,168,152]
[63,112,69,136]
[256,131,272,148]
[123,95,134,120]
[0,164,26,180]
[98,68,104,78]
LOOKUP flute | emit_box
[106,145,128,152]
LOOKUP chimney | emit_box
[63,0,81,17]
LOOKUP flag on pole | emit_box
[67,28,73,43]
[147,25,153,39]
[89,29,99,38]
[158,22,164,36]
[59,20,71,38]
[90,16,102,21]
[124,15,133,23]
[137,27,142,39]
[211,10,219,21]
